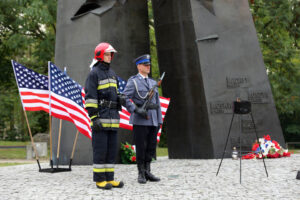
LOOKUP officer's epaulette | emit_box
[128,75,138,80]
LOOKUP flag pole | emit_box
[49,114,53,168]
[48,61,54,169]
[69,130,79,169]
[24,110,41,170]
[11,60,41,171]
[56,119,63,168]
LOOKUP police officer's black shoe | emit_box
[145,162,160,182]
[137,164,147,184]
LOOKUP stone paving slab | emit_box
[0,155,300,200]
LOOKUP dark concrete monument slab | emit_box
[54,0,285,162]
[152,0,285,158]
[54,0,149,164]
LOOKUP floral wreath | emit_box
[242,135,291,159]
[120,142,136,164]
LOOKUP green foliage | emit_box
[120,142,136,164]
[0,163,29,167]
[0,148,26,159]
[148,1,167,147]
[250,0,300,141]
[156,147,168,157]
[0,0,57,140]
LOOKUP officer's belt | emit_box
[99,99,118,109]
[136,103,159,110]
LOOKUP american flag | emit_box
[49,62,92,139]
[117,76,170,142]
[11,60,50,113]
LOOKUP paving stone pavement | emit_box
[0,155,300,200]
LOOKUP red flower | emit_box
[272,140,280,149]
[124,145,129,148]
[264,135,271,141]
[252,143,259,151]
[242,153,255,159]
[267,152,280,158]
[131,156,136,162]
[283,152,291,157]
[131,146,134,150]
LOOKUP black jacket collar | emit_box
[96,61,110,70]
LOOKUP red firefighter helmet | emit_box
[94,42,117,61]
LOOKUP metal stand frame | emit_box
[216,110,268,183]
[39,160,72,173]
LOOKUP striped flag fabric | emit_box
[11,60,50,113]
[48,62,92,139]
[117,76,170,142]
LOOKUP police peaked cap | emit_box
[134,54,151,65]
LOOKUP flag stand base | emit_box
[38,160,72,173]
[39,167,71,173]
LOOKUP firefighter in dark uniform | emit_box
[85,42,124,190]
[122,54,163,184]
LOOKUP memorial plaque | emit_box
[248,90,269,104]
[226,77,250,89]
[210,102,232,114]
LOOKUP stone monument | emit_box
[151,0,285,158]
[54,0,149,164]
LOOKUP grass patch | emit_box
[0,163,28,167]
[0,148,26,159]
[157,147,168,157]
[0,141,28,146]
[289,148,300,154]
[0,141,28,159]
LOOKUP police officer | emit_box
[85,42,124,190]
[122,54,163,184]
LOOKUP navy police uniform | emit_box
[122,54,163,183]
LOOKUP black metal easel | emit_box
[216,100,268,183]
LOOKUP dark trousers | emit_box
[133,125,158,164]
[92,129,117,182]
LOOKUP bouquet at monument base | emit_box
[242,135,291,159]
[120,142,137,164]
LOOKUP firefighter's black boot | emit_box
[137,164,147,184]
[145,162,160,182]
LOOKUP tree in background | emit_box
[0,0,57,140]
[1,0,299,143]
[250,0,300,142]
[148,1,168,147]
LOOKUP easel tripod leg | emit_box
[250,113,268,177]
[216,113,235,176]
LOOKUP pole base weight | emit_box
[39,167,71,173]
